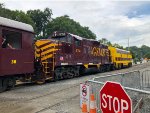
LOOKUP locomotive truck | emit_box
[0,17,132,92]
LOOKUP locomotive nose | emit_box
[35,39,60,61]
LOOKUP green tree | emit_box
[27,8,52,38]
[98,38,112,46]
[46,15,96,39]
[0,4,35,29]
[0,3,4,8]
[99,38,107,44]
[128,45,150,61]
[144,53,150,59]
[113,43,123,49]
[12,11,35,28]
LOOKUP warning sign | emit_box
[100,81,132,113]
[82,85,87,96]
[80,83,90,112]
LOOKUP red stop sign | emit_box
[100,81,132,113]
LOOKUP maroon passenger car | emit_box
[0,17,34,92]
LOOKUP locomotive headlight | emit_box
[36,59,39,62]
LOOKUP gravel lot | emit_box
[0,63,150,113]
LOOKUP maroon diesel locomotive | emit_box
[34,31,112,82]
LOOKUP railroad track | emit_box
[35,95,79,113]
[6,63,150,91]
[0,83,79,108]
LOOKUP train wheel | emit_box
[54,73,60,81]
[36,78,45,84]
[117,64,121,70]
[62,72,68,79]
[36,73,46,84]
[119,64,122,69]
[116,64,119,70]
[74,67,79,77]
[36,67,46,84]
[68,71,75,79]
[7,77,16,90]
[67,67,76,79]
[128,63,132,67]
[121,64,123,69]
[0,78,7,93]
[99,66,104,73]
[54,67,63,81]
[54,68,63,80]
[0,79,4,92]
[79,66,85,76]
[106,65,110,72]
[110,65,115,71]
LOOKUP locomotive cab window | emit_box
[74,38,81,46]
[52,36,67,42]
[2,30,22,49]
[67,34,72,44]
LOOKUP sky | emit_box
[1,0,150,47]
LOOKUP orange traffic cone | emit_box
[82,102,88,113]
[89,94,97,113]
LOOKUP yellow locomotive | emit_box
[109,47,132,69]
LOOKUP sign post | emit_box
[100,81,132,113]
[80,83,90,112]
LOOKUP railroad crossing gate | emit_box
[100,81,132,113]
[80,83,90,112]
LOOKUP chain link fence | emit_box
[86,70,150,113]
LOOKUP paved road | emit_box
[0,63,150,113]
